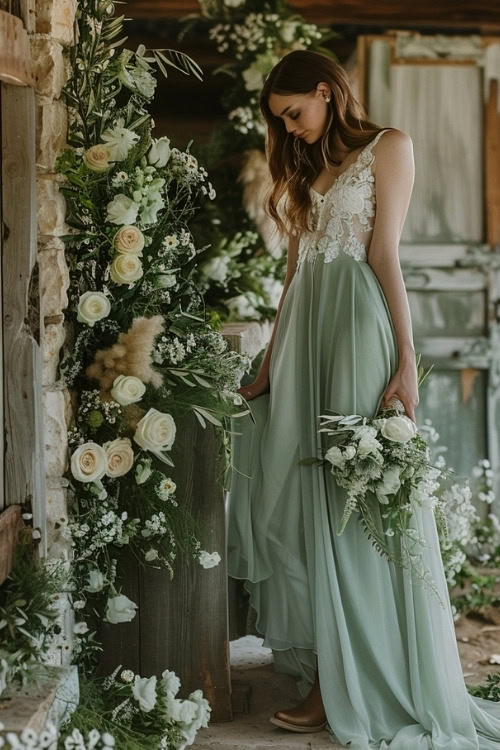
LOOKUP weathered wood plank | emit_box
[1,83,46,551]
[96,546,142,677]
[0,505,24,584]
[485,75,500,245]
[138,411,232,722]
[97,411,232,722]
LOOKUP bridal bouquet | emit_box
[315,397,454,606]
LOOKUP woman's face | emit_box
[268,84,331,144]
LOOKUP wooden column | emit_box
[1,82,46,551]
[98,411,232,722]
[485,76,500,246]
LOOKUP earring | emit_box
[324,96,331,102]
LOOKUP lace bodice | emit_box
[296,128,391,271]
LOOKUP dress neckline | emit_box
[310,129,390,200]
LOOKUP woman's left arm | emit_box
[367,129,417,422]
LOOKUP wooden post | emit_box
[98,411,232,722]
[1,81,46,551]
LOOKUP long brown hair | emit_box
[260,49,392,236]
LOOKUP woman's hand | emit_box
[238,374,270,401]
[382,358,419,423]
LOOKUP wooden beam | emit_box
[126,0,500,28]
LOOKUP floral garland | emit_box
[180,0,337,321]
[55,0,250,667]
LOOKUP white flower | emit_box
[164,692,198,724]
[71,442,107,483]
[83,143,112,172]
[381,416,418,444]
[110,253,143,285]
[157,477,176,498]
[145,548,159,562]
[135,458,153,485]
[343,445,356,460]
[202,256,230,284]
[102,122,139,160]
[185,689,212,730]
[224,0,245,6]
[84,570,105,593]
[132,675,157,712]
[353,425,383,457]
[198,550,221,569]
[489,654,500,664]
[73,621,89,635]
[111,374,146,406]
[113,226,145,255]
[103,437,134,478]
[105,593,138,624]
[280,20,300,43]
[154,273,177,289]
[140,191,165,225]
[376,466,402,503]
[148,137,171,168]
[106,194,140,225]
[77,291,111,326]
[120,669,135,683]
[134,408,177,456]
[325,446,344,467]
[161,669,181,697]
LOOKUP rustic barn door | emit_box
[358,32,500,509]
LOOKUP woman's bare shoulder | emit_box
[373,128,414,172]
[377,128,413,153]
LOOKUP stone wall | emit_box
[32,0,76,659]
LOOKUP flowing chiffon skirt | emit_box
[226,250,500,749]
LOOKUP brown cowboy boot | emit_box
[270,671,327,733]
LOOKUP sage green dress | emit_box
[226,128,500,749]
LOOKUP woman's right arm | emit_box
[238,231,300,400]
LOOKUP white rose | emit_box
[164,692,198,724]
[103,437,134,478]
[148,137,171,168]
[111,374,146,406]
[71,442,107,483]
[77,291,111,327]
[198,550,221,569]
[376,466,402,504]
[381,416,418,444]
[113,226,145,255]
[105,593,138,624]
[84,570,105,593]
[110,253,143,285]
[132,675,157,712]
[106,194,140,225]
[83,144,112,172]
[325,446,344,467]
[135,458,153,485]
[145,548,159,562]
[161,669,181,697]
[134,408,176,455]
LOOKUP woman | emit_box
[226,49,500,748]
